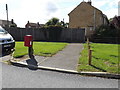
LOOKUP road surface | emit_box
[1,63,119,88]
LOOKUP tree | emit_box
[43,17,63,41]
[45,17,69,28]
[61,21,69,28]
[45,17,60,26]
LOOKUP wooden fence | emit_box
[6,28,85,43]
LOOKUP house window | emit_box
[0,21,2,24]
[28,26,31,28]
[89,26,93,31]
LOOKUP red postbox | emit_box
[24,35,33,47]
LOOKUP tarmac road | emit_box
[1,63,119,88]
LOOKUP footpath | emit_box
[1,43,119,79]
[11,44,83,72]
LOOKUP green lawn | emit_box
[14,42,68,58]
[78,43,119,74]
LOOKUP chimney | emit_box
[87,0,92,5]
[37,22,39,25]
[27,21,29,24]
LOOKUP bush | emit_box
[93,25,117,38]
[91,25,119,43]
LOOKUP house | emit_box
[68,0,109,37]
[0,19,17,28]
[110,16,120,29]
[25,21,44,28]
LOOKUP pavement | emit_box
[1,43,120,79]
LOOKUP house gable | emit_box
[68,2,102,16]
[68,1,109,37]
[68,1,107,29]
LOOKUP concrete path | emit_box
[0,55,11,62]
[38,44,83,71]
[21,43,83,71]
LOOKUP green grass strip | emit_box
[14,42,68,58]
[78,43,119,74]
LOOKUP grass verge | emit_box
[78,43,119,74]
[14,42,68,58]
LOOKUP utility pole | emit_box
[6,4,9,27]
[93,9,96,30]
[63,18,65,27]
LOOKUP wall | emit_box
[6,28,85,43]
[69,2,94,28]
[68,2,108,38]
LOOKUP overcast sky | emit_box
[0,0,119,27]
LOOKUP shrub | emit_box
[93,25,117,38]
[91,25,119,43]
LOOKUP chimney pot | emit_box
[87,0,92,5]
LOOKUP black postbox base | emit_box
[28,47,34,58]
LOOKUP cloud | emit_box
[8,0,49,27]
[90,0,118,18]
[118,1,120,16]
[105,8,118,18]
[46,2,58,14]
[0,0,119,27]
[0,0,90,27]
[0,0,8,4]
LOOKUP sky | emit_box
[0,0,119,27]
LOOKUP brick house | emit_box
[68,0,109,37]
[110,16,120,29]
[25,21,44,28]
[0,19,17,28]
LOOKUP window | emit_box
[88,26,93,31]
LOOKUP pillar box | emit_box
[24,35,33,47]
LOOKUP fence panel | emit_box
[6,28,85,43]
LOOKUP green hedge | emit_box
[91,25,119,44]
